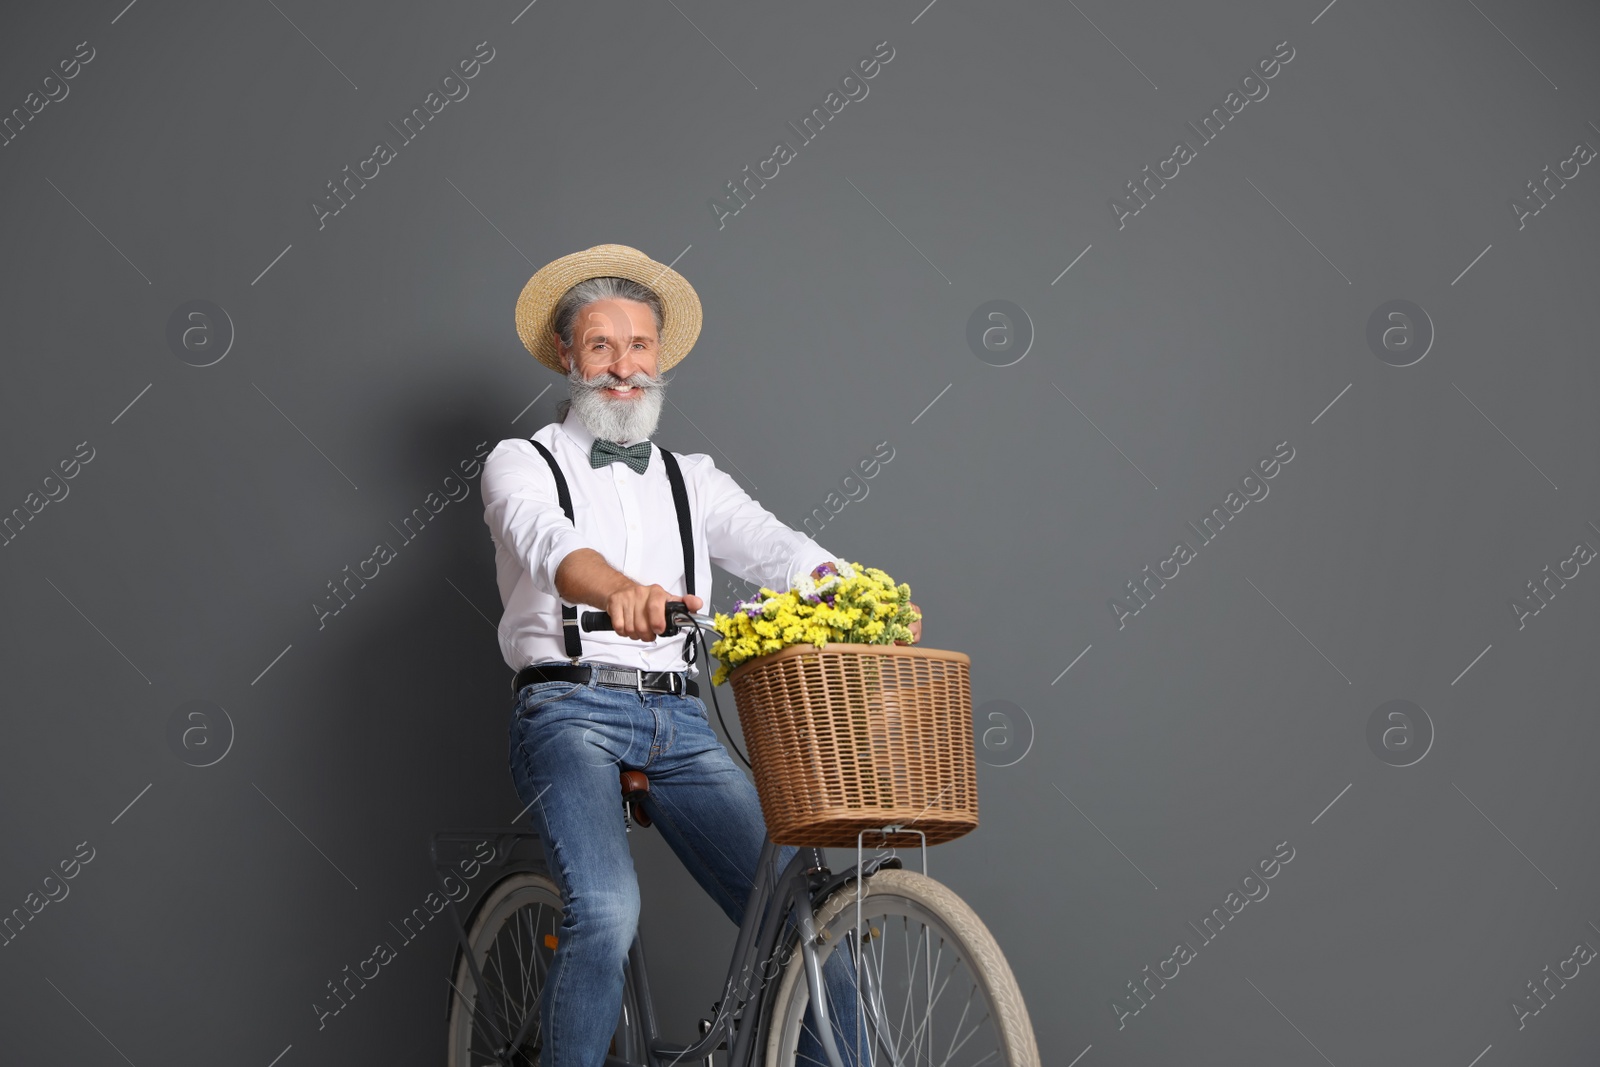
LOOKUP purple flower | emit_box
[812,561,839,579]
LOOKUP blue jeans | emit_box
[506,662,859,1066]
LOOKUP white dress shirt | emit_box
[481,411,838,673]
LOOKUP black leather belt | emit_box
[513,662,698,698]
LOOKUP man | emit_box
[481,244,918,1065]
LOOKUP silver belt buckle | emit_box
[634,668,645,694]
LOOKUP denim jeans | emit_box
[506,662,859,1066]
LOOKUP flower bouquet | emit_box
[707,560,920,686]
[708,561,976,848]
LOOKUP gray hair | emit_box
[551,275,665,353]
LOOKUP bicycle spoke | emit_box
[448,972,510,1053]
[834,920,879,1064]
[506,907,527,1020]
[947,1049,1000,1067]
[899,949,959,1063]
[511,905,536,1020]
[486,934,512,1049]
[478,900,555,1063]
[924,927,936,1063]
[528,908,549,1023]
[852,909,996,1067]
[857,939,912,1065]
[490,930,520,1051]
[936,984,990,1067]
[893,914,923,1053]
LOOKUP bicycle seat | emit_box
[620,770,652,828]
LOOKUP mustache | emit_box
[568,368,668,393]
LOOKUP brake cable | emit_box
[679,614,754,771]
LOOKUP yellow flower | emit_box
[705,563,919,678]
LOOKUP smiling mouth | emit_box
[605,385,641,397]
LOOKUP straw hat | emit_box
[514,243,703,375]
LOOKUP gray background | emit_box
[2,0,1597,1063]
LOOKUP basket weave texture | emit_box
[727,643,977,847]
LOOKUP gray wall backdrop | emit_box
[3,0,1598,1063]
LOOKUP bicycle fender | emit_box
[808,853,903,909]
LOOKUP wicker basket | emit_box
[727,643,977,847]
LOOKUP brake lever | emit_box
[660,602,722,639]
[659,601,689,638]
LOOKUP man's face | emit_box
[556,297,669,443]
[557,298,660,398]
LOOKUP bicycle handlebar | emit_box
[580,601,720,637]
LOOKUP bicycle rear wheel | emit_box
[764,868,1039,1067]
[447,871,648,1066]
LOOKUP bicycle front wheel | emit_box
[446,870,648,1066]
[765,868,1039,1067]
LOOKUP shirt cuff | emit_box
[539,526,599,600]
[780,539,841,591]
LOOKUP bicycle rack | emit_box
[851,824,928,1063]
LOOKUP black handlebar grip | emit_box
[580,601,689,636]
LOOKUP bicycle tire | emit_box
[446,871,648,1066]
[763,868,1040,1067]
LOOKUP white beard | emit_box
[566,364,667,444]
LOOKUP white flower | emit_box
[789,560,858,603]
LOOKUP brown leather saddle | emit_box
[619,769,652,828]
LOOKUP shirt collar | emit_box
[556,410,652,453]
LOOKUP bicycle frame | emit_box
[433,828,903,1067]
[643,838,832,1067]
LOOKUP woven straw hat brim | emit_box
[514,243,702,375]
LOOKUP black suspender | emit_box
[658,448,700,668]
[527,437,697,665]
[658,448,696,602]
[528,439,584,661]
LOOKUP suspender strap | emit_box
[658,447,699,669]
[527,439,584,662]
[658,448,696,599]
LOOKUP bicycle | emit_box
[434,602,1040,1066]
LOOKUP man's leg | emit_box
[508,677,647,1067]
[641,692,861,1065]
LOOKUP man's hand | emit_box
[895,601,923,646]
[555,550,703,642]
[605,582,703,642]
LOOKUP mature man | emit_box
[481,244,916,1065]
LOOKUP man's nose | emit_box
[610,351,644,381]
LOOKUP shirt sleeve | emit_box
[480,440,598,599]
[698,458,838,592]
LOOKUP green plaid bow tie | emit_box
[589,438,653,474]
